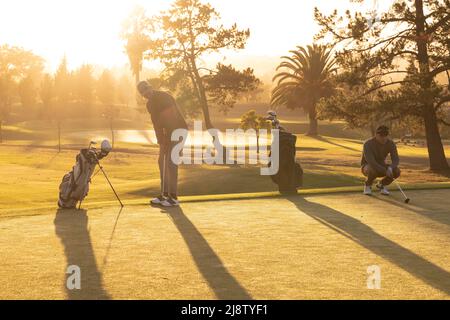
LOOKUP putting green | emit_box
[1,189,450,299]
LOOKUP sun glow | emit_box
[0,0,376,73]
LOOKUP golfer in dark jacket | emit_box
[137,81,188,207]
[361,125,401,196]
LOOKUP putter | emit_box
[150,149,167,207]
[394,180,410,203]
[162,152,167,197]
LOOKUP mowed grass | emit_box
[2,190,450,299]
[1,120,449,217]
[0,136,450,215]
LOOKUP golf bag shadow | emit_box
[58,148,107,209]
[269,131,303,195]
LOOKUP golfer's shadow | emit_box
[54,209,111,300]
[374,193,450,229]
[160,206,252,300]
[287,196,450,295]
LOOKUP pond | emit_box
[68,129,272,147]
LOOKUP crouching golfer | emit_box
[361,125,401,196]
[137,81,188,207]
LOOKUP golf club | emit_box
[394,180,410,203]
[162,152,166,196]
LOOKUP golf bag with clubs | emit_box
[58,140,113,209]
[267,111,303,194]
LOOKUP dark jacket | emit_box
[146,90,188,144]
[361,137,399,172]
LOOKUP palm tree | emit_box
[121,7,151,85]
[271,44,336,136]
[125,33,149,85]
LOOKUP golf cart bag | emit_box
[270,131,303,194]
[58,141,111,209]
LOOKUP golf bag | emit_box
[270,131,303,194]
[58,145,110,209]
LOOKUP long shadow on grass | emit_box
[54,209,111,300]
[296,147,326,152]
[131,166,276,198]
[161,206,252,300]
[101,207,123,269]
[374,191,450,229]
[312,136,361,153]
[287,196,450,295]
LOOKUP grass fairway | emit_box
[1,189,450,299]
[1,127,449,217]
[1,122,450,300]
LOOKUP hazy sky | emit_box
[0,0,384,73]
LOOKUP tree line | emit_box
[270,0,450,172]
[2,0,448,171]
[0,47,134,148]
[122,0,449,173]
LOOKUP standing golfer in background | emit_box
[361,125,401,196]
[137,81,188,207]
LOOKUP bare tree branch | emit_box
[365,70,411,80]
[436,95,450,109]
